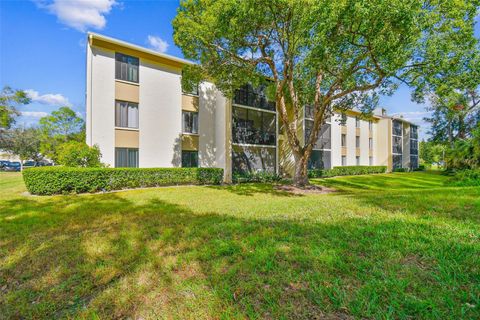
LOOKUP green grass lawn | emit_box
[0,172,479,319]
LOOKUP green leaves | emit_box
[0,86,31,130]
[23,167,225,195]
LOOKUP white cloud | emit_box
[34,0,117,32]
[21,111,49,118]
[147,35,169,53]
[25,89,71,106]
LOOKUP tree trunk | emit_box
[293,152,309,187]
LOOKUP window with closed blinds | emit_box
[115,148,139,167]
[115,101,138,128]
[115,53,139,83]
[182,111,198,134]
[182,151,198,167]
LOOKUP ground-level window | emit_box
[369,156,373,166]
[341,155,347,166]
[115,148,139,168]
[356,156,360,166]
[182,151,198,167]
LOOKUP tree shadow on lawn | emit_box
[207,182,302,197]
[1,193,478,319]
[312,173,447,192]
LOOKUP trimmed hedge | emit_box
[23,167,224,195]
[232,171,282,183]
[308,166,387,178]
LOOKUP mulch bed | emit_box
[274,184,336,195]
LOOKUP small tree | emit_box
[0,127,43,170]
[0,86,31,130]
[39,106,85,161]
[173,0,479,186]
[56,141,102,167]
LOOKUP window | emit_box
[115,101,139,128]
[182,151,198,167]
[355,116,360,128]
[356,156,360,165]
[182,111,199,134]
[341,155,347,166]
[410,125,418,139]
[340,113,347,125]
[369,156,373,166]
[369,138,373,150]
[115,148,139,167]
[356,136,360,148]
[115,53,139,83]
[182,84,199,96]
[341,134,346,147]
[393,136,402,154]
[393,120,403,136]
[369,120,373,131]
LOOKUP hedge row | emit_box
[448,169,480,186]
[23,167,224,195]
[308,166,387,178]
[232,171,282,183]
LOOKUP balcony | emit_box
[233,85,275,111]
[232,127,276,146]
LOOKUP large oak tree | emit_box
[173,0,479,186]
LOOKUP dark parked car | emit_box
[0,160,10,170]
[23,161,37,168]
[4,161,21,172]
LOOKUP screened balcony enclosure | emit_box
[393,120,403,136]
[305,120,331,150]
[232,106,276,146]
[232,145,276,174]
[233,84,275,111]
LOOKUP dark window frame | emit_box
[182,111,199,134]
[115,148,139,168]
[115,52,139,83]
[115,100,139,129]
[182,150,198,167]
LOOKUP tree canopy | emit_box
[173,0,479,185]
[0,86,31,130]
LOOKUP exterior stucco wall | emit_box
[198,82,217,168]
[138,60,183,167]
[87,46,116,167]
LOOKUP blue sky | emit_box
[1,1,478,140]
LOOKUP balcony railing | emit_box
[233,86,275,111]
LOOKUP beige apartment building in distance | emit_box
[85,33,418,182]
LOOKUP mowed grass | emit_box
[0,172,479,319]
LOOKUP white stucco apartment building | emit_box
[85,33,418,182]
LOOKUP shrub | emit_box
[23,167,224,195]
[232,171,282,183]
[448,169,480,187]
[308,166,387,178]
[393,168,408,172]
[56,141,103,167]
